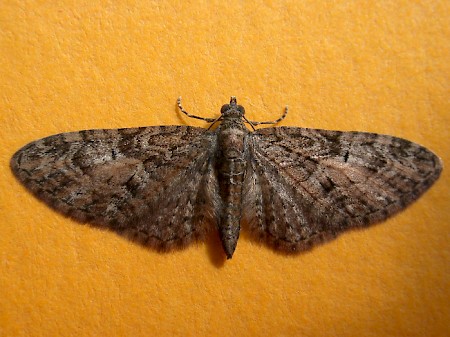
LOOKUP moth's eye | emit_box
[221,104,230,114]
[238,106,245,115]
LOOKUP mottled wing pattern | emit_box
[243,127,442,252]
[11,126,219,250]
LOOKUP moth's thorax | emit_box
[217,124,248,153]
[219,113,248,129]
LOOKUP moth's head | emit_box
[220,96,245,117]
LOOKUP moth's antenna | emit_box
[242,116,257,131]
[248,106,289,126]
[177,97,216,123]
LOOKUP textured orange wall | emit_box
[0,1,449,336]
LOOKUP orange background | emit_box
[0,1,449,336]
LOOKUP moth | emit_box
[11,97,442,259]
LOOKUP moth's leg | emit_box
[248,106,288,126]
[177,97,216,123]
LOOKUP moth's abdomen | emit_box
[216,125,248,258]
